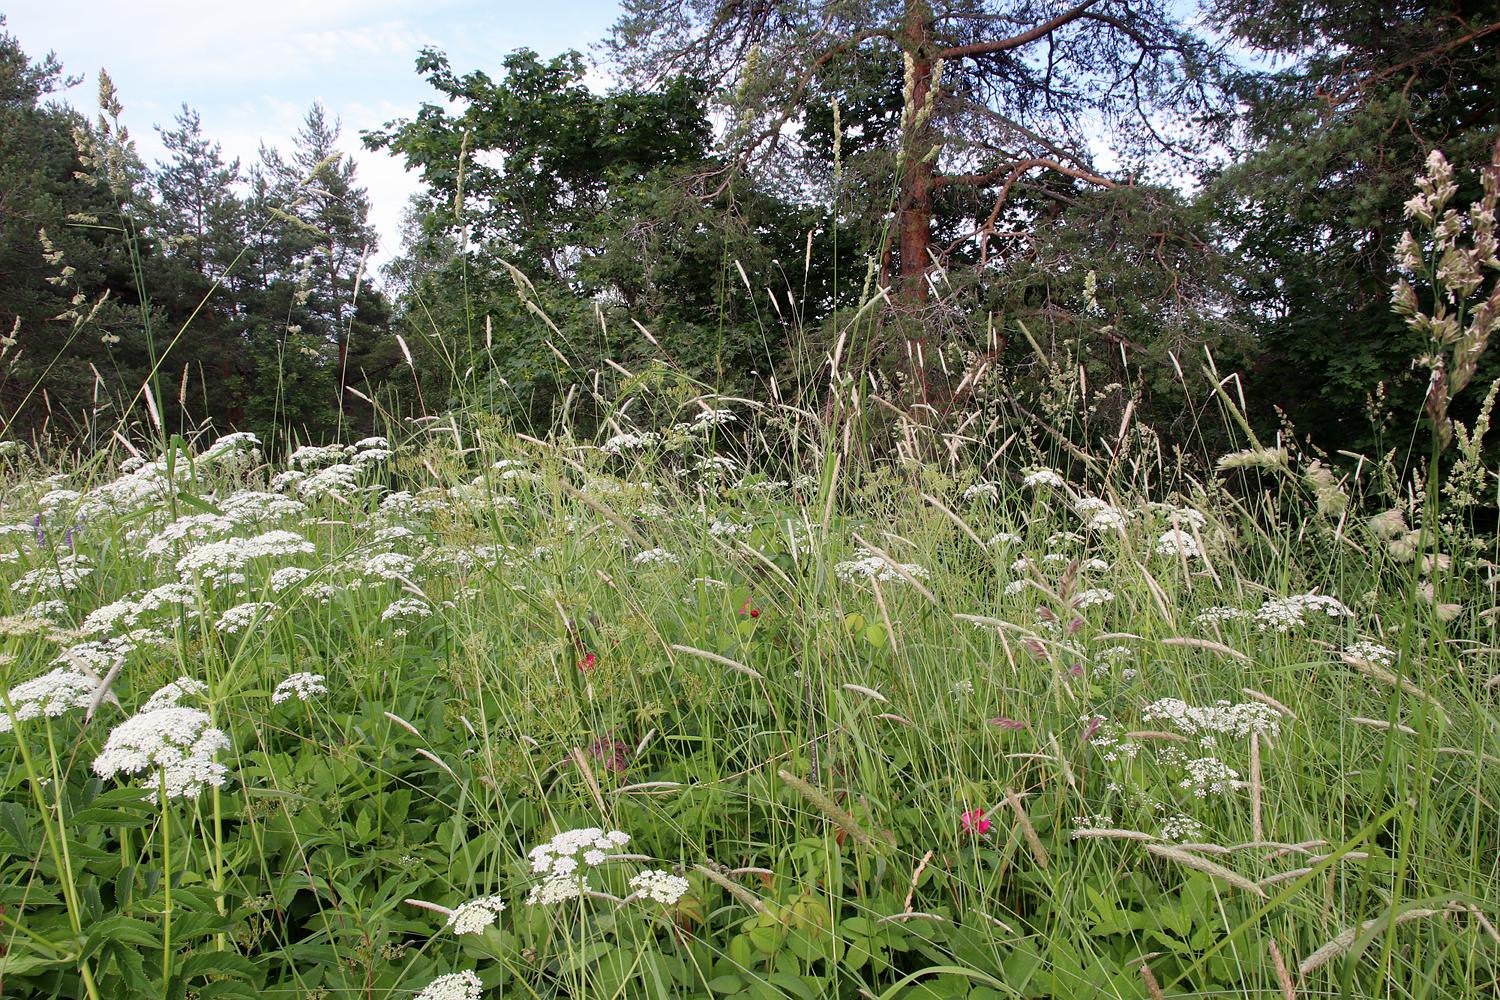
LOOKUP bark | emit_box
[897,0,935,306]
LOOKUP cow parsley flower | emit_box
[1254,593,1352,633]
[1180,757,1239,796]
[271,672,327,705]
[93,705,230,800]
[1142,698,1282,741]
[446,895,506,935]
[217,602,273,634]
[1074,588,1115,609]
[1155,529,1202,559]
[0,667,96,733]
[1345,640,1396,667]
[382,598,432,622]
[1023,469,1064,489]
[631,548,679,567]
[143,676,209,711]
[629,870,690,905]
[1159,814,1204,841]
[833,548,930,583]
[414,970,483,1000]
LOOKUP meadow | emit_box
[0,335,1497,1000]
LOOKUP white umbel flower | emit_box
[0,668,96,733]
[414,970,483,1000]
[628,869,690,905]
[446,895,506,935]
[271,672,327,705]
[93,705,230,800]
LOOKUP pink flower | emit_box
[577,652,597,672]
[960,809,991,836]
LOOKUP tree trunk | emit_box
[897,0,935,306]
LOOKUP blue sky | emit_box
[3,1,624,266]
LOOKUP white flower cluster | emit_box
[1154,529,1202,559]
[1159,814,1204,841]
[11,555,93,595]
[628,869,690,905]
[1074,497,1127,533]
[833,548,930,583]
[689,407,736,429]
[631,548,680,567]
[1142,698,1282,741]
[446,895,506,935]
[1023,469,1065,489]
[1194,606,1247,626]
[963,482,1000,503]
[415,971,483,1000]
[601,431,661,454]
[175,530,314,585]
[0,667,96,733]
[1345,640,1396,667]
[93,703,230,800]
[526,828,630,905]
[217,602,274,634]
[1179,757,1239,797]
[1073,588,1115,609]
[271,672,327,705]
[1254,593,1352,633]
[382,598,432,622]
[143,676,209,711]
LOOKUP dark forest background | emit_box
[1,2,1496,465]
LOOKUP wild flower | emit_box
[11,555,93,594]
[382,598,432,622]
[445,895,506,935]
[690,407,736,428]
[1345,640,1396,667]
[987,531,1021,547]
[271,672,327,705]
[93,705,230,800]
[834,548,929,583]
[1074,497,1127,532]
[529,828,630,878]
[1155,529,1202,559]
[175,531,314,585]
[217,602,273,634]
[143,676,209,711]
[414,971,484,1000]
[1142,699,1282,740]
[1195,606,1247,626]
[0,667,96,732]
[1073,588,1115,609]
[963,482,1000,503]
[357,551,418,583]
[629,869,691,905]
[1159,814,1204,841]
[601,431,660,454]
[1179,757,1239,797]
[1023,469,1064,489]
[288,444,351,469]
[960,808,991,835]
[1254,593,1352,633]
[632,548,680,567]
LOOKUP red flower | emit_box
[578,652,597,672]
[961,809,992,835]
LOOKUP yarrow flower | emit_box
[0,667,96,733]
[446,895,506,935]
[628,869,690,905]
[414,970,483,1000]
[93,705,230,800]
[272,672,327,705]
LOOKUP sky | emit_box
[2,1,624,269]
